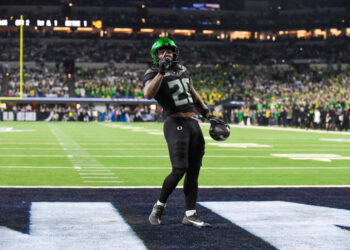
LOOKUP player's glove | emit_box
[159,56,171,75]
[208,116,230,141]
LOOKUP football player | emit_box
[143,38,225,228]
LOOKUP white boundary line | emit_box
[230,124,350,135]
[2,166,350,170]
[2,147,350,151]
[0,155,275,158]
[0,185,350,189]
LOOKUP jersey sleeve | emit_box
[183,66,191,79]
[143,68,158,85]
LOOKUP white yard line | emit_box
[1,165,350,170]
[77,170,111,172]
[0,142,166,145]
[1,185,350,188]
[79,173,115,175]
[2,147,350,151]
[0,154,276,158]
[81,177,120,179]
[230,124,350,135]
[83,181,124,183]
[48,124,122,183]
[2,147,350,152]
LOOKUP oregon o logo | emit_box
[177,126,183,131]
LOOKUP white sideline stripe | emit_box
[83,181,124,183]
[0,147,169,151]
[203,167,350,170]
[79,173,114,175]
[1,166,350,170]
[73,164,102,166]
[2,147,350,152]
[72,162,100,164]
[231,124,350,135]
[0,143,164,145]
[81,177,120,179]
[1,185,350,189]
[0,154,275,158]
[77,170,110,172]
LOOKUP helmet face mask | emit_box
[151,38,179,67]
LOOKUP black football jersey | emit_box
[143,65,195,116]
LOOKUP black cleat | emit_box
[182,213,211,228]
[149,203,165,225]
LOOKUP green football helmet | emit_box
[150,37,179,66]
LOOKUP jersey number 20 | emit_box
[168,78,194,106]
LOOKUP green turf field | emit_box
[1,121,350,187]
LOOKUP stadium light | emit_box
[77,27,94,32]
[230,31,251,40]
[172,29,195,36]
[202,30,214,34]
[314,29,327,39]
[295,30,312,39]
[346,28,350,37]
[140,28,154,33]
[53,27,71,32]
[330,28,342,37]
[113,28,133,34]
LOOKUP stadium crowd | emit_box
[1,36,350,65]
[2,61,350,130]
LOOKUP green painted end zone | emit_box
[1,121,350,187]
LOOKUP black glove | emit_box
[208,115,225,126]
[159,56,171,75]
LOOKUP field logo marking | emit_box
[209,143,272,148]
[0,127,35,133]
[272,154,350,162]
[199,201,350,250]
[0,202,146,250]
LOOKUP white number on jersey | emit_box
[168,78,193,106]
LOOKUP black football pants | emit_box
[159,117,205,210]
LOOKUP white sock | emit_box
[185,210,196,217]
[157,200,166,207]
